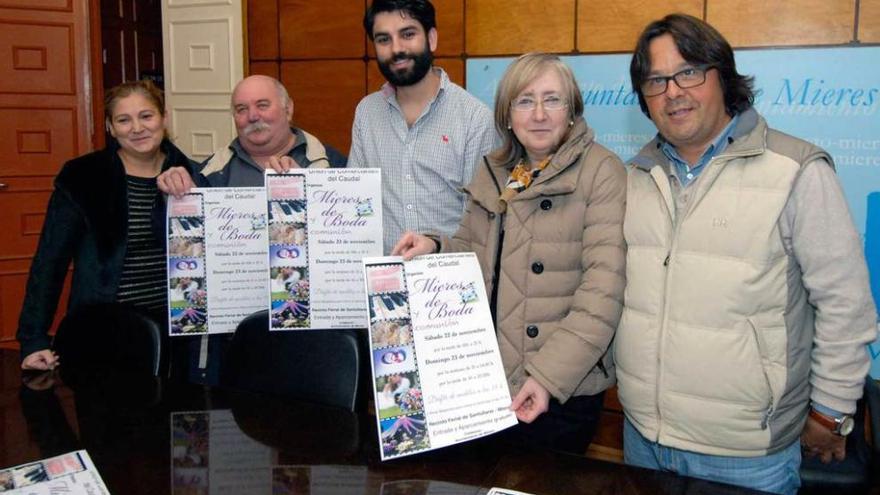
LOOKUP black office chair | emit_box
[219,310,361,411]
[799,377,880,494]
[52,303,162,376]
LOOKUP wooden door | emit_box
[0,0,94,346]
[101,0,164,90]
[161,0,243,162]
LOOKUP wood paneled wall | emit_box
[246,0,878,155]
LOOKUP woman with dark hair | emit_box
[393,53,626,453]
[17,80,196,370]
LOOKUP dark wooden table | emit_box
[1,349,768,494]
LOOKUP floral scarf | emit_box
[498,155,552,211]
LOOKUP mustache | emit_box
[664,99,693,113]
[243,121,271,135]
[390,52,415,64]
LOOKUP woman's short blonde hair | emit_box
[490,53,584,166]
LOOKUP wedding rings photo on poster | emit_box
[267,173,311,330]
[168,193,208,335]
[365,262,430,459]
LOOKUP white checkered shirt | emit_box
[348,68,498,254]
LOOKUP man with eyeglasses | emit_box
[614,14,877,495]
[349,0,497,254]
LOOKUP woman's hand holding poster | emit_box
[363,253,517,460]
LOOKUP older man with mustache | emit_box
[157,75,344,385]
[158,74,345,195]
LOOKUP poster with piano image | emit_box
[266,168,382,330]
[167,188,269,335]
[363,252,518,460]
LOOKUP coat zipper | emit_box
[489,222,505,326]
[596,358,609,378]
[483,157,506,326]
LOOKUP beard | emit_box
[378,44,433,87]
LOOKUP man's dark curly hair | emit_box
[630,13,755,117]
[364,0,436,40]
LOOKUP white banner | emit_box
[266,168,382,330]
[364,253,517,460]
[167,188,269,335]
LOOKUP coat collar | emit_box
[466,117,595,213]
[630,107,766,173]
[55,139,191,257]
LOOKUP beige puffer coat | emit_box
[440,118,626,402]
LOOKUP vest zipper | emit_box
[652,169,679,442]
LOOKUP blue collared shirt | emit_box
[661,113,740,187]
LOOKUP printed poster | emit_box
[167,188,268,335]
[267,169,382,330]
[363,253,517,460]
[0,450,110,494]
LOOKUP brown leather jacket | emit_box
[440,118,626,402]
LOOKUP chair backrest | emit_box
[229,389,360,457]
[220,310,361,411]
[799,376,879,493]
[52,303,162,376]
[866,377,880,486]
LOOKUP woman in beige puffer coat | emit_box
[394,53,626,453]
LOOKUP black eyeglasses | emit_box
[641,64,714,97]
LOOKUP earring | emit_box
[507,124,512,130]
[569,120,574,127]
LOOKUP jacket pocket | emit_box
[747,318,786,430]
[594,342,615,379]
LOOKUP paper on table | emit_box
[0,450,110,494]
[487,488,536,495]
